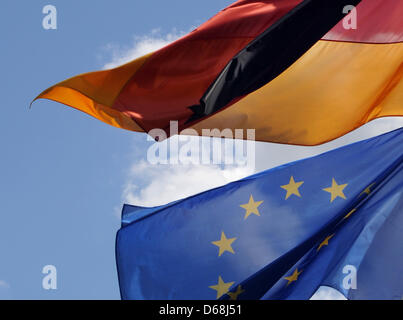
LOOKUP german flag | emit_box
[34,0,403,145]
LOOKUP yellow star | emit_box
[344,208,356,220]
[211,231,237,257]
[281,176,304,200]
[227,285,245,300]
[284,268,302,286]
[359,183,375,197]
[209,276,234,299]
[323,178,348,202]
[240,195,263,220]
[317,234,335,252]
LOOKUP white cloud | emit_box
[118,117,403,212]
[122,159,254,207]
[102,28,186,69]
[118,118,403,211]
[310,286,347,300]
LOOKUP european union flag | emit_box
[116,128,403,300]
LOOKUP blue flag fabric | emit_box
[268,160,403,300]
[116,128,403,300]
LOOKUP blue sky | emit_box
[0,0,236,300]
[0,0,402,299]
